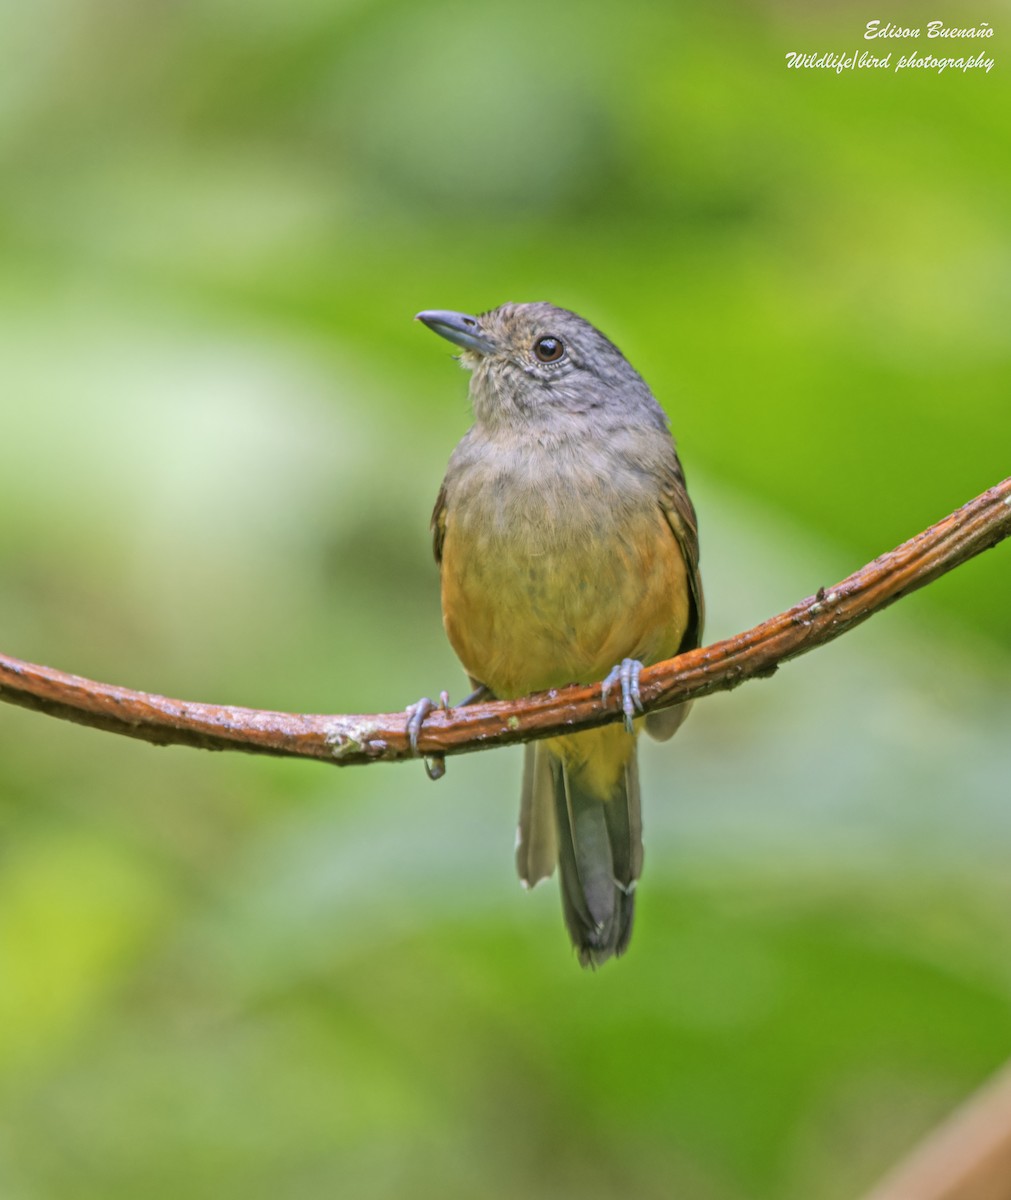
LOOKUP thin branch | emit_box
[1,479,1009,767]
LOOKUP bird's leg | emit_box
[405,690,450,780]
[601,658,645,734]
[405,684,494,781]
[456,683,493,707]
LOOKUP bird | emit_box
[411,302,703,967]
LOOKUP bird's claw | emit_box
[405,692,450,781]
[601,658,645,734]
[423,754,445,781]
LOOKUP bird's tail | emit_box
[517,727,642,967]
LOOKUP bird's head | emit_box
[416,301,663,432]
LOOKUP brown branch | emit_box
[860,1060,1011,1200]
[1,479,1009,767]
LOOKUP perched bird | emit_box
[413,302,703,966]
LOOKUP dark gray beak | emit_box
[416,310,496,355]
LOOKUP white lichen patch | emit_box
[325,718,382,759]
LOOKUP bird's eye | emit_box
[533,336,565,363]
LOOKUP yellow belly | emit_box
[440,502,690,700]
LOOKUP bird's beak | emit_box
[415,310,496,356]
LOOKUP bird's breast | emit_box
[438,439,689,699]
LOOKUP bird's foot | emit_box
[601,658,645,734]
[404,685,492,781]
[405,690,451,781]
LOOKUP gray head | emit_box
[416,301,667,433]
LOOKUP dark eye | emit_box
[533,335,565,363]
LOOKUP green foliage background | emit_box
[1,1,1008,1196]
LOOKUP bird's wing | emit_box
[646,457,704,743]
[659,457,704,653]
[430,481,448,566]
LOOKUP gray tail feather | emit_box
[517,742,642,968]
[516,745,558,887]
